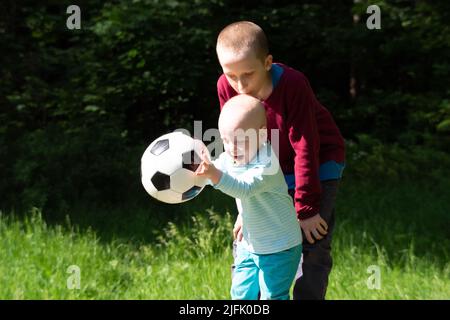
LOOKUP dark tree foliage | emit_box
[1,0,449,213]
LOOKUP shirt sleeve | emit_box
[217,76,227,110]
[286,74,321,220]
[207,153,226,186]
[213,165,276,199]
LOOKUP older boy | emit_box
[215,21,345,300]
[196,94,302,300]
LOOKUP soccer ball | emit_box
[141,131,208,204]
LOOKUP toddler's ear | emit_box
[259,126,268,142]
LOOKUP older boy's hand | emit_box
[233,214,243,241]
[299,214,328,244]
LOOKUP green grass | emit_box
[0,179,449,299]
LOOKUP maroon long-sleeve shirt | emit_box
[217,63,345,220]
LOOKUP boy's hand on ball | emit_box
[195,149,222,185]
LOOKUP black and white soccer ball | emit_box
[141,132,208,204]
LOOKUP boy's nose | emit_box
[237,81,247,93]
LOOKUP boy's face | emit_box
[217,47,272,100]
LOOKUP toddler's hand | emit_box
[195,148,222,185]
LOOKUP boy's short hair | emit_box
[217,21,269,60]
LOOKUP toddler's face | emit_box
[220,127,265,166]
[217,48,272,99]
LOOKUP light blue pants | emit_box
[231,243,302,300]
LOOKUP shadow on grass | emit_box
[3,177,449,268]
[33,187,237,246]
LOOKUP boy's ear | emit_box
[265,55,273,71]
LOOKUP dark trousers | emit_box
[231,179,340,300]
[290,179,340,300]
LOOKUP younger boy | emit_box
[195,94,302,300]
[215,21,345,300]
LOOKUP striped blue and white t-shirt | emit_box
[211,143,302,255]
